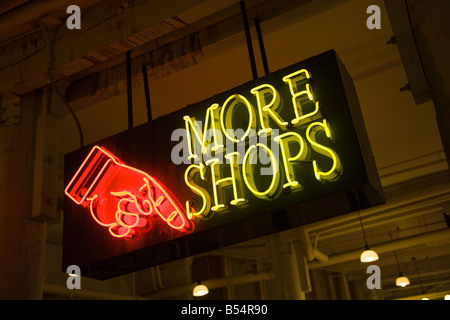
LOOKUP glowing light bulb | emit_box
[360,249,379,263]
[395,276,410,287]
[193,283,209,297]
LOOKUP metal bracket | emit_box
[0,94,21,127]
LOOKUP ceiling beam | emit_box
[0,0,213,96]
[0,0,350,112]
[60,0,350,113]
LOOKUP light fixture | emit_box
[395,275,410,287]
[360,245,379,263]
[193,281,209,297]
[357,211,379,263]
[394,251,410,287]
[444,294,450,300]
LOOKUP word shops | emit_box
[176,69,343,220]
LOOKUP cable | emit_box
[357,210,368,247]
[393,251,402,275]
[40,22,84,148]
[47,69,84,147]
[412,257,425,294]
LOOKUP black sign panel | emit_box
[63,50,384,279]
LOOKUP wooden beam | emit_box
[0,0,212,95]
[60,0,349,113]
[1,0,349,113]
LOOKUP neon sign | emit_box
[182,68,342,220]
[63,50,384,280]
[65,146,192,238]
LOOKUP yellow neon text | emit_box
[183,103,223,160]
[220,94,256,143]
[282,69,321,127]
[207,156,247,212]
[182,67,343,221]
[184,164,211,219]
[250,84,288,135]
[273,132,308,190]
[306,119,342,181]
[242,143,280,200]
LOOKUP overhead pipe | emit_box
[382,269,450,290]
[317,206,444,241]
[304,187,450,233]
[143,270,274,300]
[43,283,149,300]
[307,228,450,269]
[150,266,165,291]
[298,228,329,263]
[155,266,165,291]
[150,267,158,292]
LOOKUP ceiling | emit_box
[0,0,104,44]
[1,0,449,300]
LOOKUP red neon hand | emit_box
[65,146,192,238]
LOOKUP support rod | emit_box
[240,0,258,80]
[254,16,269,75]
[126,51,133,129]
[308,228,450,269]
[142,65,153,123]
